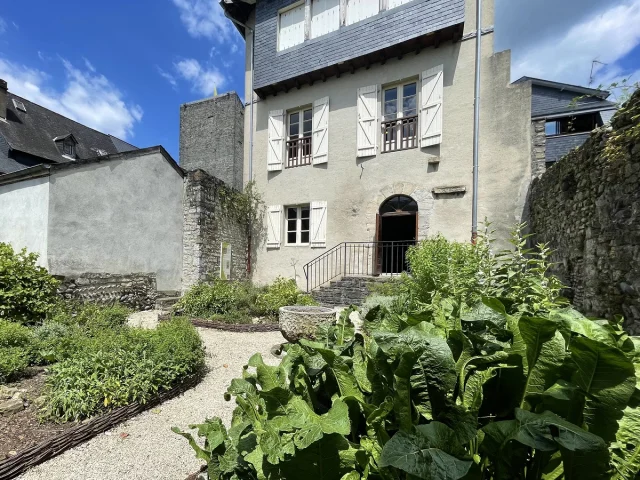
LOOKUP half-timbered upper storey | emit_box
[222,0,465,97]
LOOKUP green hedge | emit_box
[42,318,205,422]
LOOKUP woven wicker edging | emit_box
[159,313,280,333]
[0,374,202,480]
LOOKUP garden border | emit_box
[160,314,280,332]
[0,374,202,480]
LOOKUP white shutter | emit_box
[267,109,284,171]
[345,0,379,25]
[310,201,327,248]
[420,64,444,147]
[389,0,411,8]
[267,205,283,248]
[312,96,329,165]
[278,3,305,50]
[357,85,378,157]
[311,0,340,38]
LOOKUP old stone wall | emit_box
[57,273,157,310]
[530,91,640,332]
[182,170,249,291]
[531,119,547,177]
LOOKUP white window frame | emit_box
[382,79,418,121]
[286,106,313,167]
[285,205,311,246]
[277,1,306,52]
[381,78,419,152]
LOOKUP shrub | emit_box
[0,320,38,381]
[0,319,35,349]
[47,301,131,331]
[174,280,257,318]
[0,347,29,383]
[42,318,205,422]
[255,277,318,317]
[0,242,59,323]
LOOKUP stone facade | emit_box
[530,91,640,332]
[57,273,157,310]
[179,93,244,191]
[531,119,546,177]
[182,170,249,291]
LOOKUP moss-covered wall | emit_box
[530,90,640,332]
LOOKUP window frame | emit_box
[285,205,311,246]
[286,106,313,168]
[277,0,306,52]
[62,140,75,157]
[381,78,419,153]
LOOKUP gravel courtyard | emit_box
[19,328,285,480]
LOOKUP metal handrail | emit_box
[302,240,415,292]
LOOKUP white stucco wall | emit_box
[46,151,184,291]
[244,0,532,287]
[0,176,50,267]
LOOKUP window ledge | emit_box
[432,185,466,196]
[546,132,593,139]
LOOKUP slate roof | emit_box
[0,91,138,170]
[513,77,612,99]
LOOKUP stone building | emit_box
[222,0,533,290]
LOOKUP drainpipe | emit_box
[224,11,255,274]
[471,0,482,244]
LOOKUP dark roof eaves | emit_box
[0,164,51,187]
[514,76,611,99]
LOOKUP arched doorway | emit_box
[376,195,418,274]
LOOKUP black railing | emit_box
[303,241,415,292]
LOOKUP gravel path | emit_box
[19,328,285,480]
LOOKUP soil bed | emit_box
[0,370,76,460]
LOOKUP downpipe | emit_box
[471,0,482,244]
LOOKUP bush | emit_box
[174,280,259,319]
[0,348,30,383]
[47,301,131,331]
[255,277,318,317]
[0,242,59,323]
[0,320,37,382]
[42,318,205,422]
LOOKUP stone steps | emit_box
[311,276,390,307]
[155,295,181,310]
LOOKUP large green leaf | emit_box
[247,353,287,391]
[519,316,567,407]
[287,397,352,450]
[380,422,472,480]
[303,341,364,402]
[610,402,640,479]
[569,337,636,441]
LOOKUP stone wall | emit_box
[531,119,547,177]
[530,91,640,333]
[182,169,249,291]
[57,273,157,310]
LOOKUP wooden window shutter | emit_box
[267,205,283,248]
[420,65,444,147]
[356,85,378,157]
[312,96,329,165]
[310,201,327,248]
[267,109,285,171]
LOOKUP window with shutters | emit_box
[382,80,418,152]
[345,0,379,26]
[278,2,305,51]
[286,107,313,168]
[285,205,311,245]
[311,0,340,39]
[388,0,413,9]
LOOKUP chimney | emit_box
[0,79,6,120]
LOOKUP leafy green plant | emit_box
[174,280,258,319]
[42,318,205,421]
[255,277,318,317]
[0,242,59,324]
[48,301,131,331]
[0,347,30,383]
[0,319,38,382]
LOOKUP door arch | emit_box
[376,195,418,274]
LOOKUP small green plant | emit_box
[42,318,205,422]
[0,319,37,382]
[255,277,318,317]
[0,242,59,324]
[47,301,131,331]
[174,280,259,319]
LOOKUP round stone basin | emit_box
[279,305,335,343]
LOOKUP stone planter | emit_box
[278,306,335,343]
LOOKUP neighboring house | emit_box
[222,0,533,290]
[0,79,137,175]
[514,77,617,174]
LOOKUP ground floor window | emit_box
[286,205,310,245]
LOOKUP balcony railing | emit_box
[286,136,312,168]
[302,241,415,292]
[382,115,418,153]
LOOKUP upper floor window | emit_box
[382,81,418,152]
[278,2,305,51]
[389,0,413,9]
[311,0,340,39]
[53,134,78,159]
[345,0,379,26]
[62,140,75,157]
[287,107,313,168]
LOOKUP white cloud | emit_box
[0,57,143,140]
[83,57,96,72]
[174,58,225,96]
[511,0,640,88]
[171,0,232,42]
[156,65,178,89]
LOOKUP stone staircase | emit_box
[311,276,390,307]
[155,290,181,310]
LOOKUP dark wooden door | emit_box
[375,213,382,275]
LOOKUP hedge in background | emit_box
[42,318,205,422]
[0,242,59,324]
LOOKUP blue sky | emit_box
[0,0,639,161]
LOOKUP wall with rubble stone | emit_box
[57,273,157,310]
[530,91,640,332]
[182,170,249,291]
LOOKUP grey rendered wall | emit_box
[254,0,465,89]
[545,133,590,164]
[180,92,245,191]
[532,85,605,117]
[46,151,184,291]
[0,175,49,266]
[245,26,531,288]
